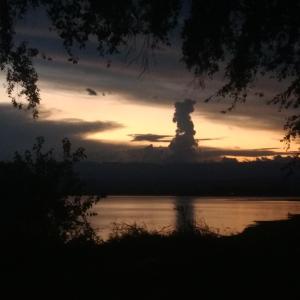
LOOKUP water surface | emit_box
[90,196,300,239]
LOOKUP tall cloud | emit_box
[169,99,198,161]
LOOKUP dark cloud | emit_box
[0,104,123,159]
[129,134,173,142]
[86,88,98,96]
[129,134,225,143]
[198,137,225,141]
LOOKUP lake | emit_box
[90,196,300,239]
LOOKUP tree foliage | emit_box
[0,0,180,116]
[182,0,300,145]
[1,0,300,143]
[0,137,99,246]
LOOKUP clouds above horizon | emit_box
[0,104,123,159]
[0,104,295,163]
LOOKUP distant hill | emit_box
[77,159,300,196]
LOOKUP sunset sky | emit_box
[0,8,297,162]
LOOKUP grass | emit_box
[2,215,300,299]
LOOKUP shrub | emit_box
[0,137,100,246]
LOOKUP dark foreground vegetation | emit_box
[1,139,299,299]
[2,215,300,299]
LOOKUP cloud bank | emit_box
[0,104,294,163]
[0,104,123,159]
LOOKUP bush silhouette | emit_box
[0,137,99,247]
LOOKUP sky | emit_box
[0,7,298,162]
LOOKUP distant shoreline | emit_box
[96,194,300,200]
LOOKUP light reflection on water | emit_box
[90,196,300,240]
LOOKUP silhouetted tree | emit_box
[182,0,300,146]
[0,0,180,117]
[0,137,99,246]
[1,0,300,143]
